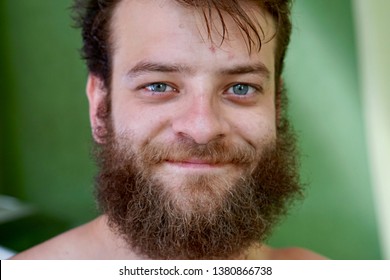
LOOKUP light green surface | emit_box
[268,0,381,259]
[0,0,381,259]
[354,0,390,259]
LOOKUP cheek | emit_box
[112,101,170,144]
[111,101,135,135]
[231,106,277,149]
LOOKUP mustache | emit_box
[137,138,258,166]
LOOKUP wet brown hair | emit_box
[72,0,292,89]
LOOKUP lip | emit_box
[165,159,222,169]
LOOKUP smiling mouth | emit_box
[165,159,225,169]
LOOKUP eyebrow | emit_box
[126,61,193,78]
[126,61,271,79]
[220,63,270,79]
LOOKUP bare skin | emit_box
[10,215,326,260]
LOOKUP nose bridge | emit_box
[172,92,228,144]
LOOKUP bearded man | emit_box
[11,0,326,260]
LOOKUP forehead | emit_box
[110,0,276,73]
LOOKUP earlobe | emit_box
[86,74,109,143]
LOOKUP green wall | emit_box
[0,0,381,259]
[1,0,97,226]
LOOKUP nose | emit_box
[172,94,229,144]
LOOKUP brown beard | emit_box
[94,112,301,259]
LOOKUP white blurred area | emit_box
[354,0,390,260]
[0,246,15,260]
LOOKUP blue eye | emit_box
[145,83,174,92]
[228,84,256,96]
[233,84,249,95]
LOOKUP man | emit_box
[11,0,325,259]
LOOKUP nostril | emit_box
[172,117,227,144]
[171,97,230,144]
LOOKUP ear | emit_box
[86,74,109,143]
[275,78,283,127]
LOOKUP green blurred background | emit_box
[0,0,383,259]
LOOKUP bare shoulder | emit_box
[9,217,102,260]
[266,246,328,260]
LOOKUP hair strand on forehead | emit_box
[72,0,292,89]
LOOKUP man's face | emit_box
[111,0,276,194]
[88,0,300,259]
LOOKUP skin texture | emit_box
[10,0,327,260]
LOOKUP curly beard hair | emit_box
[93,103,302,259]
